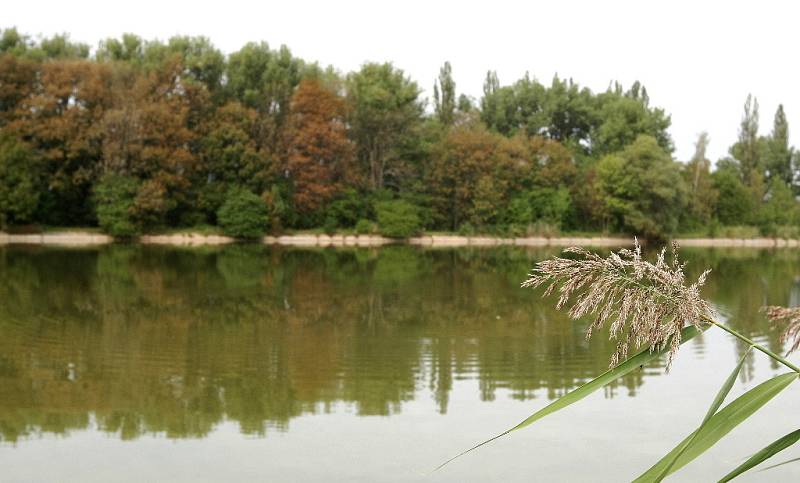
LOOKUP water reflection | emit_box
[0,245,797,443]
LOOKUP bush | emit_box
[325,189,370,228]
[217,188,269,238]
[323,215,338,235]
[94,174,139,237]
[374,200,421,238]
[355,218,374,234]
[457,222,476,236]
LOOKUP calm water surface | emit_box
[1,244,800,482]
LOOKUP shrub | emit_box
[374,200,421,238]
[217,188,269,238]
[457,222,476,236]
[94,174,139,237]
[325,189,370,228]
[322,215,338,235]
[355,218,374,234]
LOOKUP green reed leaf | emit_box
[654,346,753,481]
[434,325,703,472]
[755,456,800,473]
[703,346,753,424]
[634,372,798,482]
[718,428,800,482]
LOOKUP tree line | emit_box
[0,28,797,239]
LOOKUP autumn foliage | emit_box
[283,79,355,220]
[1,28,797,238]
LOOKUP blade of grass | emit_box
[434,325,703,472]
[718,429,800,482]
[634,372,798,482]
[654,346,753,481]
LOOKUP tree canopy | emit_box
[0,28,797,239]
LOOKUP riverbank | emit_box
[4,231,800,248]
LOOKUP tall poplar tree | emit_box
[730,94,761,186]
[433,61,456,126]
[765,104,793,185]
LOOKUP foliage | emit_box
[433,62,456,126]
[0,28,799,238]
[0,134,40,228]
[283,79,354,221]
[374,200,421,238]
[346,62,424,190]
[93,174,139,237]
[682,132,718,228]
[426,122,523,230]
[355,219,374,234]
[712,167,757,225]
[595,135,686,239]
[760,178,799,234]
[324,189,371,228]
[216,188,269,238]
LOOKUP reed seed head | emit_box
[522,239,712,369]
[763,306,800,354]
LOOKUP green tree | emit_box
[760,178,798,232]
[683,132,718,227]
[592,83,673,155]
[433,61,456,126]
[0,28,31,56]
[217,188,269,238]
[374,200,421,238]
[226,42,306,150]
[712,166,756,225]
[196,101,271,221]
[729,94,763,187]
[0,134,40,228]
[595,135,686,238]
[96,34,145,63]
[93,174,139,237]
[765,105,794,185]
[346,63,424,190]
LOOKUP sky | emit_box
[5,0,798,162]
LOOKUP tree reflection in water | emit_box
[0,245,794,442]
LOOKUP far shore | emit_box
[3,231,800,248]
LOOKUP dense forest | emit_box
[0,28,797,239]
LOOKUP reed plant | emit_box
[438,240,800,481]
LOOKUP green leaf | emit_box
[434,325,703,472]
[655,346,753,481]
[757,456,800,473]
[703,346,753,424]
[634,372,798,482]
[718,429,800,482]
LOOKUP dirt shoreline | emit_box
[3,231,800,248]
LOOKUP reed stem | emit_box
[702,316,800,373]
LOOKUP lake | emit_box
[1,244,799,482]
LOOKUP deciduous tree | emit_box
[283,79,355,220]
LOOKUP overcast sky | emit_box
[5,0,798,162]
